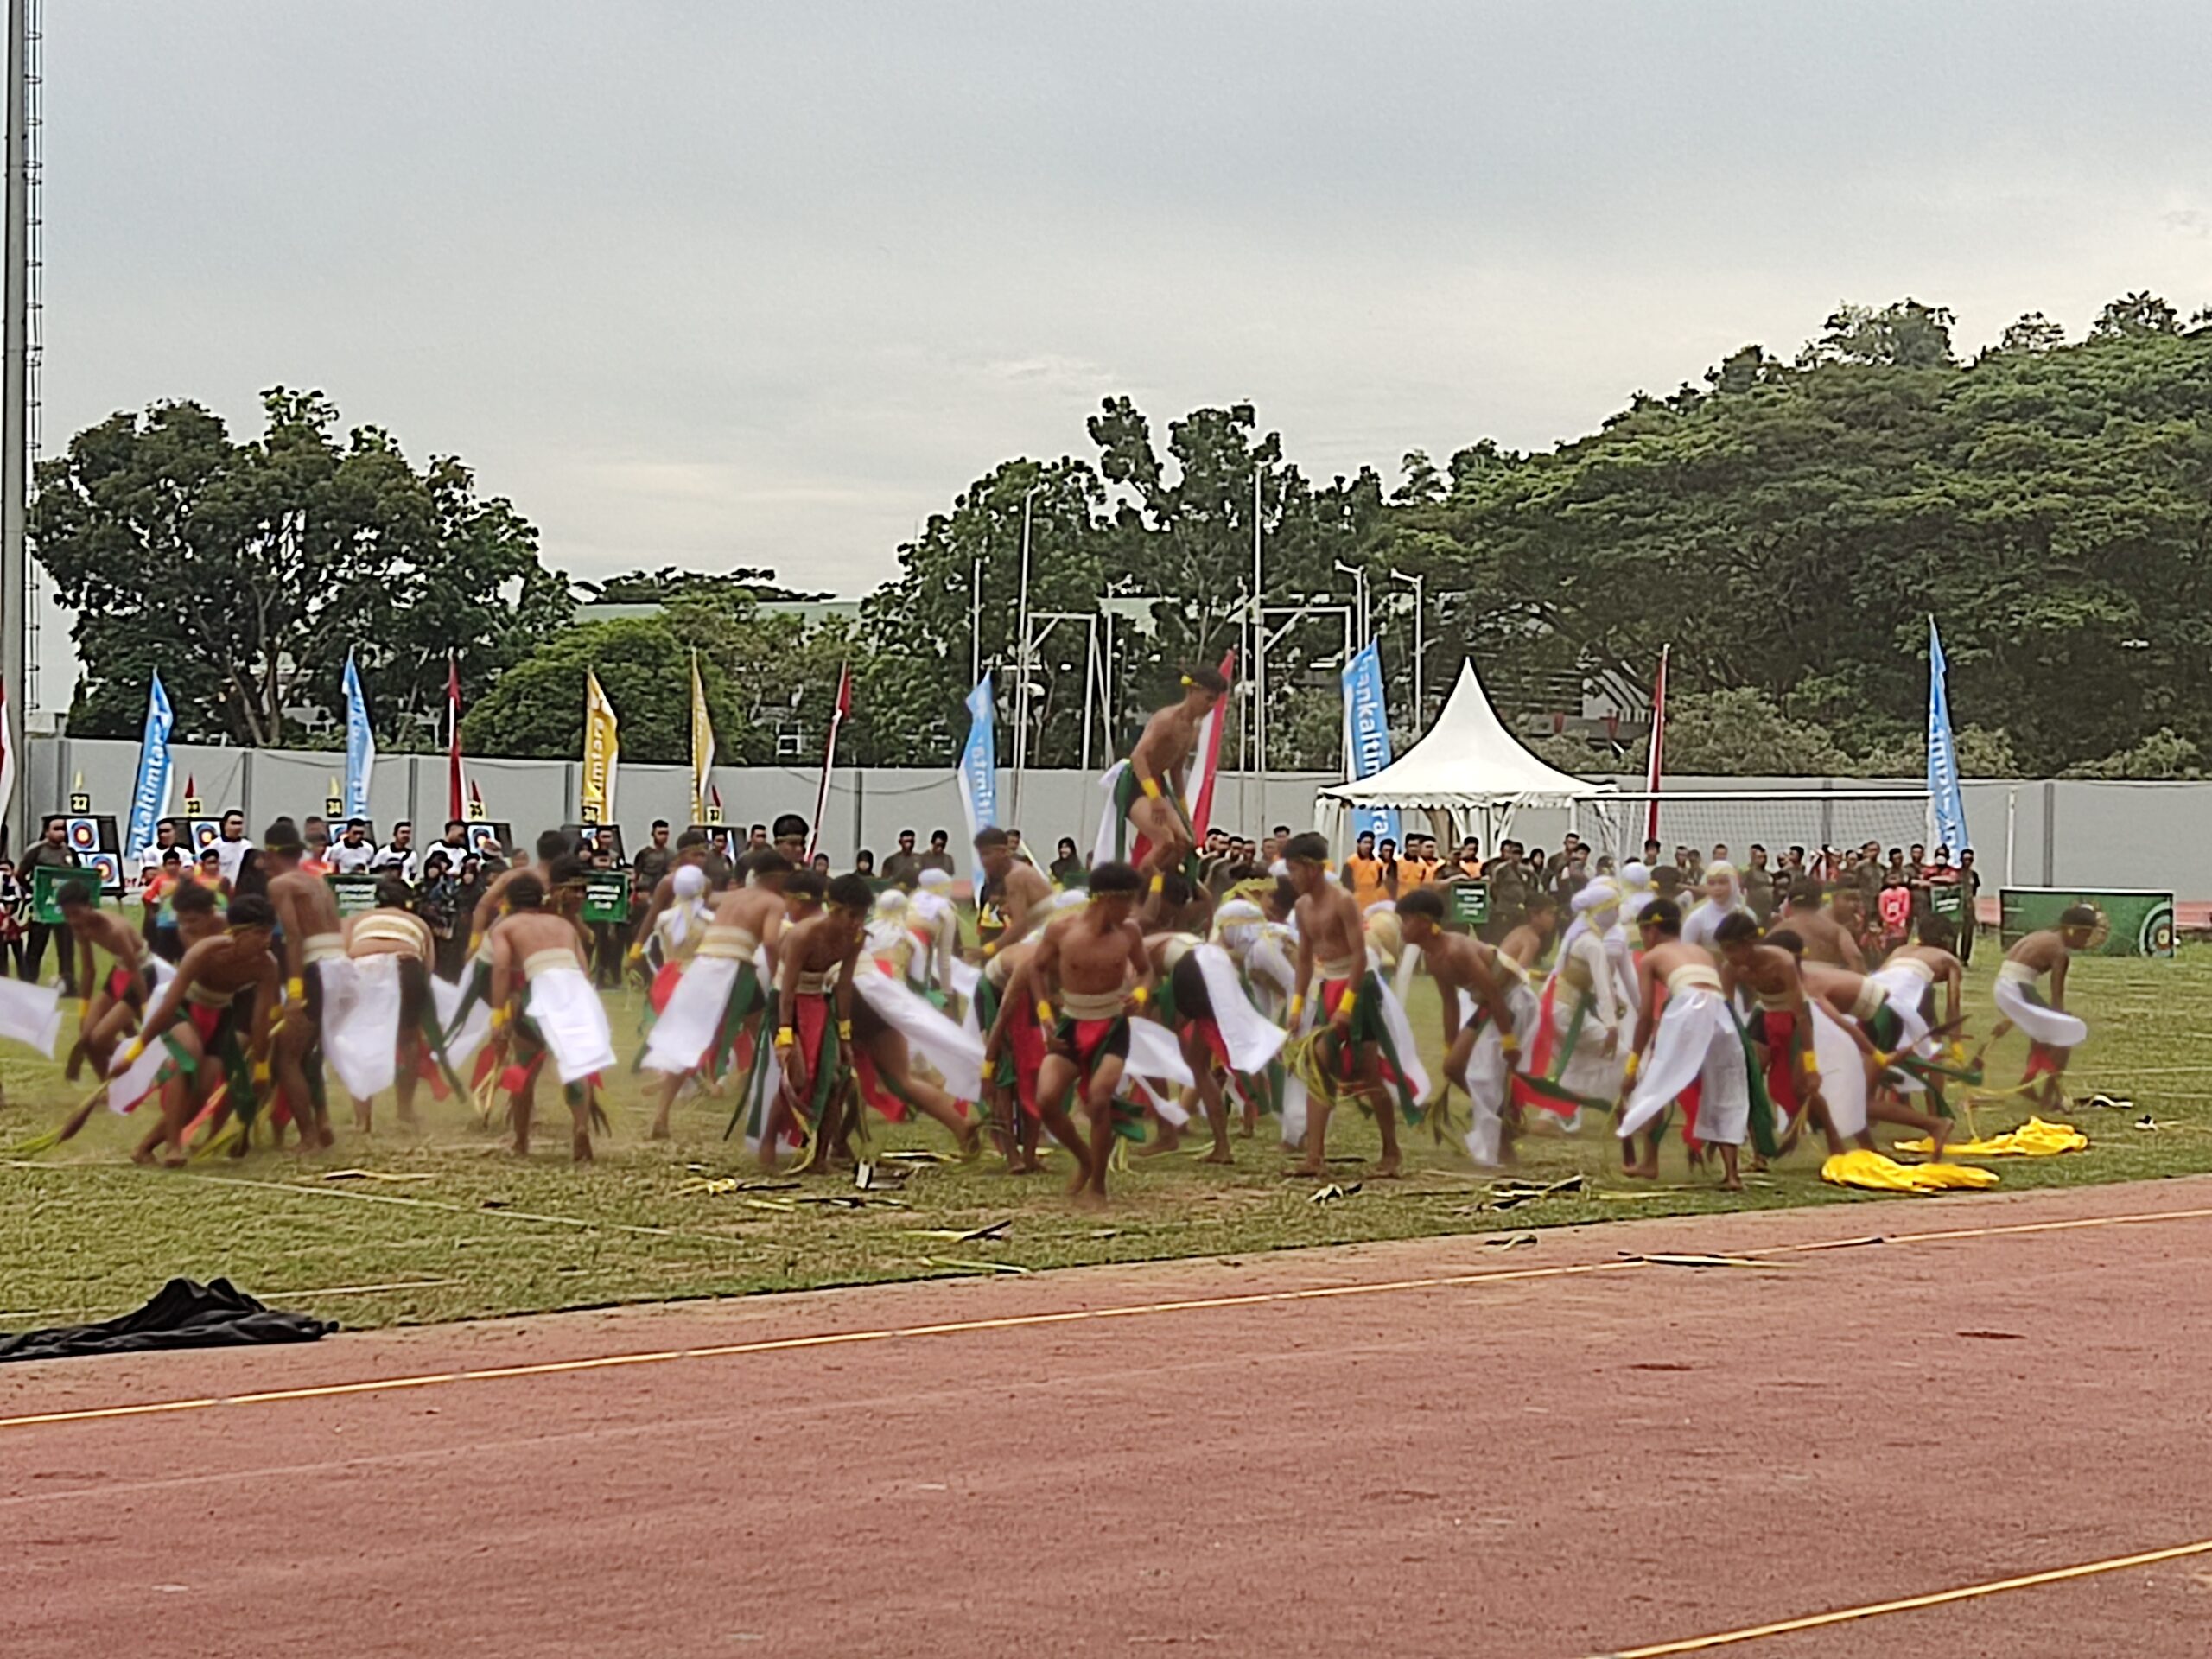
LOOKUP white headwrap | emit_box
[1556,877,1619,956]
[917,868,953,893]
[672,865,709,899]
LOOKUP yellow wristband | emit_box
[1036,999,1055,1026]
[1287,994,1304,1020]
[252,1060,272,1085]
[1140,775,1163,800]
[774,1027,796,1049]
[1130,985,1149,1010]
[836,1020,854,1042]
[1500,1033,1520,1054]
[121,1037,145,1066]
[1624,1052,1641,1080]
[982,940,998,957]
[1338,991,1357,1015]
[489,1005,512,1030]
[287,976,306,1001]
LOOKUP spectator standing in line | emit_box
[331,819,377,874]
[372,820,417,881]
[1050,837,1087,887]
[1342,830,1390,910]
[880,829,925,890]
[18,816,82,992]
[1743,844,1777,924]
[918,829,957,878]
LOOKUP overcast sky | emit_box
[35,1,2212,702]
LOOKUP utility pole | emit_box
[2,0,27,852]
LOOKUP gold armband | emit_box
[1140,774,1163,801]
[489,1005,512,1031]
[1623,1051,1641,1081]
[1148,872,1165,895]
[1337,990,1357,1016]
[287,975,307,1002]
[1035,999,1055,1026]
[836,1019,854,1042]
[1500,1033,1520,1054]
[774,1027,796,1050]
[251,1059,272,1085]
[1287,994,1304,1020]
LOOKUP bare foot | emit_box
[1719,1173,1743,1192]
[512,1135,532,1158]
[1372,1153,1402,1179]
[227,1133,250,1160]
[571,1131,594,1163]
[130,1143,156,1166]
[1064,1163,1090,1198]
[957,1125,982,1162]
[1624,1160,1659,1181]
[161,1150,188,1169]
[649,1114,671,1141]
[1071,1187,1109,1212]
[1201,1147,1236,1166]
[1286,1162,1325,1180]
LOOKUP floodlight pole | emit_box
[1,0,24,853]
[1009,481,1039,823]
[1389,568,1425,725]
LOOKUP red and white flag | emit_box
[1187,649,1236,841]
[0,676,16,845]
[806,664,853,861]
[1643,645,1669,847]
[446,655,467,824]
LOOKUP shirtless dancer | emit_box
[1141,871,1236,1162]
[1618,898,1764,1190]
[625,827,715,973]
[1980,906,2097,1112]
[1397,887,1522,1164]
[455,829,575,1027]
[1028,861,1152,1205]
[974,826,1052,959]
[118,895,281,1166]
[59,880,151,1082]
[1120,666,1227,879]
[340,880,438,1132]
[1714,912,1827,1152]
[264,817,344,1150]
[1793,948,1954,1154]
[766,872,875,1171]
[1282,831,1402,1179]
[487,866,613,1162]
[643,849,790,1138]
[1779,880,1866,970]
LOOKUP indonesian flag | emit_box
[446,655,467,824]
[806,664,852,861]
[1187,649,1235,841]
[1643,644,1669,846]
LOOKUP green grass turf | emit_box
[3,947,2209,1332]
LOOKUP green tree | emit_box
[462,617,742,766]
[35,388,567,746]
[2089,290,2179,341]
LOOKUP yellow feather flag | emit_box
[581,669,620,826]
[690,652,715,827]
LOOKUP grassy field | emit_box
[6,947,2212,1333]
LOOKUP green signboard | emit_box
[1999,887,2174,959]
[582,873,631,924]
[325,873,383,918]
[31,865,98,925]
[1930,882,1966,918]
[1448,880,1490,928]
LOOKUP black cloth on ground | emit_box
[0,1276,336,1363]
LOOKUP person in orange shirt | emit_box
[1340,830,1394,911]
[1399,835,1438,889]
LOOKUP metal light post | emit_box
[1009,480,1041,823]
[1332,561,1371,649]
[1,0,25,851]
[969,553,982,690]
[1389,568,1425,726]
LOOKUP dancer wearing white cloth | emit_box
[488,863,617,1162]
[1618,898,1758,1191]
[1537,880,1629,1108]
[1979,906,2097,1112]
[642,852,789,1137]
[329,883,437,1132]
[1680,861,1751,951]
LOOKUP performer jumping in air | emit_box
[1110,666,1227,879]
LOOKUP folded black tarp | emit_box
[0,1276,336,1363]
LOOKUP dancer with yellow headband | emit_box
[1109,664,1227,880]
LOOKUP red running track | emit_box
[6,1178,2212,1658]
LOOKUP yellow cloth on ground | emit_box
[1892,1116,2088,1159]
[1821,1150,2001,1194]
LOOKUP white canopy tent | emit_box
[1319,660,1616,849]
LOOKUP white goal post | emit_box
[1578,790,1934,870]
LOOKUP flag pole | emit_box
[1643,645,1669,850]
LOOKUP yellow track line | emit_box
[6,1200,2210,1433]
[1593,1535,2212,1656]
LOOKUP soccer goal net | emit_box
[1583,791,1935,871]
